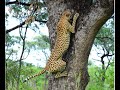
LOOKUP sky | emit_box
[5,6,109,68]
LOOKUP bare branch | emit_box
[19,27,24,40]
[6,1,31,6]
[23,49,30,59]
[6,21,25,34]
[101,53,114,59]
[17,25,28,89]
[6,19,47,34]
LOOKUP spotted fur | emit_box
[23,10,79,82]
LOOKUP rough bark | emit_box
[45,0,114,90]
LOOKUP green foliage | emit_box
[6,60,19,85]
[6,0,47,21]
[105,62,114,89]
[7,60,112,90]
[11,5,22,13]
[5,34,48,90]
[25,34,50,50]
[5,27,49,90]
[6,34,21,47]
[5,34,21,62]
[87,19,114,90]
[6,60,47,90]
[86,65,114,90]
[27,34,50,50]
[94,18,114,53]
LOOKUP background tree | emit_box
[86,18,114,90]
[94,18,114,82]
[5,0,49,89]
[5,32,50,90]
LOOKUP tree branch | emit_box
[35,19,47,23]
[6,1,31,6]
[14,48,30,62]
[6,19,47,34]
[101,53,114,59]
[17,25,28,89]
[6,21,25,34]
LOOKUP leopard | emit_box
[23,10,79,82]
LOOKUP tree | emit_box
[86,20,114,88]
[5,0,114,90]
[93,18,114,83]
[45,0,114,90]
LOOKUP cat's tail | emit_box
[23,69,46,83]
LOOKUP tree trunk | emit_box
[45,0,114,90]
